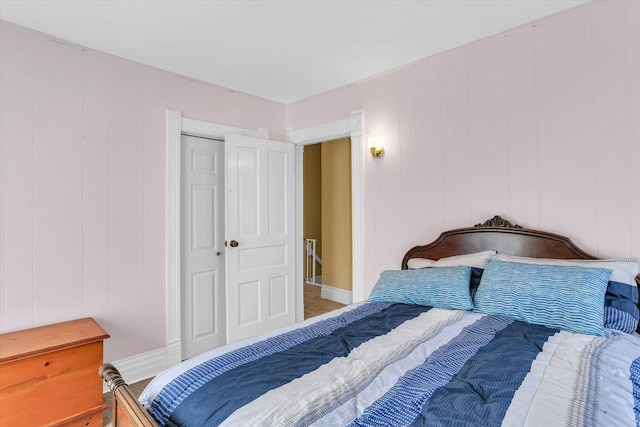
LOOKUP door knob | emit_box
[230,240,239,248]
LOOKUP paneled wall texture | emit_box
[1,1,638,362]
[287,1,640,295]
[0,22,285,361]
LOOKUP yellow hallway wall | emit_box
[321,138,352,291]
[303,144,322,276]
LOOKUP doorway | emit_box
[302,138,352,319]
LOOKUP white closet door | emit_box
[181,135,226,359]
[225,134,296,343]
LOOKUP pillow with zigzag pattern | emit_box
[474,259,611,337]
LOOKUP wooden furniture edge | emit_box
[0,317,110,363]
[100,363,158,427]
[48,404,110,427]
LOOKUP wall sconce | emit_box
[368,135,385,159]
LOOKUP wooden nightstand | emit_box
[0,318,110,426]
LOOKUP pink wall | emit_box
[1,1,638,362]
[287,1,640,295]
[0,21,286,361]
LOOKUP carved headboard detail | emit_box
[474,215,522,229]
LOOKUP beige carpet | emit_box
[304,283,346,319]
[102,284,344,426]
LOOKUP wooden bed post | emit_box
[100,364,158,427]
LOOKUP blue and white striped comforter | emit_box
[140,303,640,426]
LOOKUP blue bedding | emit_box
[141,303,640,426]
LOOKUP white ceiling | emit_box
[0,0,589,104]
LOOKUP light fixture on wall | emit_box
[367,135,385,159]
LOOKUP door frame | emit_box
[287,109,365,322]
[165,109,267,363]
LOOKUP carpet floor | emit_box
[102,283,344,426]
[303,282,347,319]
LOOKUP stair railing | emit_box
[305,238,322,284]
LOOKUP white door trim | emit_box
[287,109,365,322]
[165,109,267,362]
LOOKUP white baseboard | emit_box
[103,340,181,392]
[320,284,352,305]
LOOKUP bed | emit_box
[101,215,640,426]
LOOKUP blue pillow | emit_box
[474,260,612,337]
[491,254,639,333]
[369,267,473,310]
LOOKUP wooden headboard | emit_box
[401,215,640,291]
